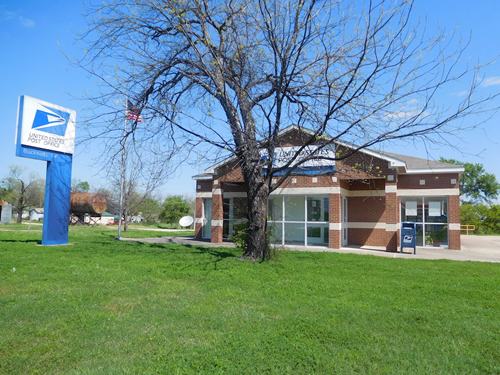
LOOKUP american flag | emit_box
[126,99,143,122]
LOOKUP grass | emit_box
[0,227,499,374]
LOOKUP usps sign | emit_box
[16,96,76,155]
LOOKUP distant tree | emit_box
[137,197,162,223]
[0,166,45,223]
[461,203,500,234]
[72,180,90,192]
[440,159,499,203]
[160,196,191,225]
[96,188,120,215]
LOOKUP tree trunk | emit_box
[123,208,128,231]
[16,209,22,224]
[243,176,270,261]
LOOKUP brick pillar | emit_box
[384,181,399,252]
[211,180,223,243]
[448,195,461,250]
[194,197,203,239]
[328,191,341,249]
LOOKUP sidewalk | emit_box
[122,235,500,263]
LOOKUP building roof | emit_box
[193,125,464,178]
[375,151,463,173]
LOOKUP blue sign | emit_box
[16,96,76,246]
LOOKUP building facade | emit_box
[193,126,463,251]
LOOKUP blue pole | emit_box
[41,153,72,245]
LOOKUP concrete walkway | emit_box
[122,235,500,263]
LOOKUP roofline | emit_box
[334,140,407,168]
[191,124,462,178]
[404,167,465,174]
[192,174,213,180]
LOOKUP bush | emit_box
[231,222,278,259]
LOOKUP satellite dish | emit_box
[179,215,194,227]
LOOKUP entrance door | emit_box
[202,198,212,239]
[341,196,348,246]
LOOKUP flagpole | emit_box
[117,97,127,240]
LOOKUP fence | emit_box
[460,224,476,235]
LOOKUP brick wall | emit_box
[348,196,385,222]
[398,173,459,189]
[448,195,461,250]
[349,228,387,247]
[328,193,341,249]
[384,181,398,251]
[211,183,223,243]
[194,198,203,239]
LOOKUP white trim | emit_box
[397,188,459,196]
[195,192,212,198]
[223,191,247,198]
[385,223,399,232]
[385,185,397,193]
[271,186,340,195]
[211,220,223,227]
[449,223,461,230]
[405,167,464,174]
[329,223,341,230]
[348,222,386,229]
[192,174,213,180]
[340,188,385,197]
[212,188,222,195]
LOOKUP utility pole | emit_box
[117,98,127,240]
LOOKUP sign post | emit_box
[15,95,76,245]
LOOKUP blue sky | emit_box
[1,0,499,198]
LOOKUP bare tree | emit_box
[1,166,44,223]
[81,0,498,260]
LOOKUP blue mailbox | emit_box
[401,222,416,254]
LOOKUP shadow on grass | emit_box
[0,239,40,244]
[145,242,238,270]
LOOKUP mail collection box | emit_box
[401,221,416,254]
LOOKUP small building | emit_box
[0,200,13,224]
[193,126,463,250]
[29,208,44,222]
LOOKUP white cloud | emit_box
[483,76,500,87]
[18,16,35,28]
[0,9,35,28]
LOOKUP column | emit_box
[448,195,461,250]
[211,180,223,243]
[328,186,341,249]
[384,180,399,252]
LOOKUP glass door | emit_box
[202,198,212,239]
[342,196,348,246]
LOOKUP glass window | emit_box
[307,196,328,222]
[223,198,230,220]
[401,198,423,222]
[424,198,447,223]
[268,196,282,221]
[267,195,329,247]
[424,224,448,247]
[284,223,305,245]
[233,198,247,219]
[285,196,305,221]
[307,223,328,246]
[268,222,282,244]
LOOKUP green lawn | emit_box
[0,228,498,374]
